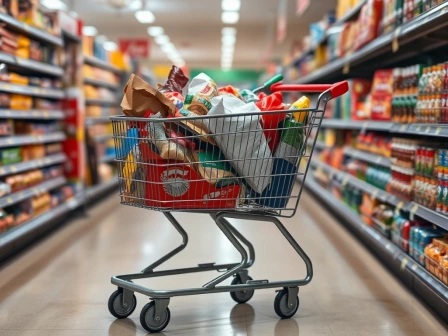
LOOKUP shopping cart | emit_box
[108,80,348,333]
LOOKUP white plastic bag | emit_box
[206,96,273,193]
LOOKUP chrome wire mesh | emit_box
[111,107,324,218]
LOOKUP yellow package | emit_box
[17,35,31,48]
[16,47,29,59]
[10,94,32,110]
[10,73,29,85]
[290,96,310,123]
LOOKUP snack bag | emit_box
[290,96,310,123]
[256,92,286,152]
[121,74,175,117]
[121,144,147,204]
[240,89,259,103]
[218,85,243,100]
[193,148,239,187]
[207,95,273,194]
[159,65,189,94]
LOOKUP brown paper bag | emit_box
[121,74,176,117]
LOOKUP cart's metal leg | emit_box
[142,212,188,274]
[122,287,134,308]
[287,287,299,308]
[203,216,248,289]
[210,214,256,269]
[154,298,170,319]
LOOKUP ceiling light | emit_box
[222,0,241,11]
[221,12,239,24]
[161,43,176,53]
[222,35,236,45]
[222,45,235,52]
[41,0,67,10]
[176,60,186,67]
[103,41,117,51]
[135,10,155,24]
[147,26,164,36]
[221,59,232,66]
[82,26,98,37]
[222,27,237,35]
[222,55,233,62]
[128,0,142,10]
[155,35,170,45]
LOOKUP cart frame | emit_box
[108,81,348,333]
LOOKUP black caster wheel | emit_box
[274,288,299,319]
[140,301,171,333]
[230,274,255,304]
[108,288,137,319]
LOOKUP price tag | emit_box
[342,175,349,186]
[7,138,13,144]
[7,197,13,204]
[411,263,418,271]
[392,27,401,53]
[435,127,442,135]
[0,168,5,175]
[409,203,419,220]
[395,201,404,215]
[343,63,350,74]
[10,166,17,172]
[400,258,408,271]
[44,111,49,118]
[371,189,379,200]
[416,125,422,132]
[5,110,11,116]
[400,124,407,132]
[442,5,448,13]
[375,156,382,164]
[361,122,369,133]
[425,126,431,133]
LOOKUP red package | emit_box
[256,92,286,152]
[218,85,243,100]
[163,91,185,115]
[167,129,196,151]
[354,0,383,50]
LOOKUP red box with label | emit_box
[136,140,241,210]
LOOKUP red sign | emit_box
[297,0,310,15]
[119,39,150,59]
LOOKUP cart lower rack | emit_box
[108,81,348,333]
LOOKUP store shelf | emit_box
[85,98,117,106]
[343,147,392,168]
[294,2,448,84]
[0,176,66,208]
[100,154,115,163]
[0,153,66,177]
[0,132,66,148]
[93,134,112,142]
[333,0,367,28]
[0,193,84,262]
[84,55,122,74]
[0,109,64,120]
[0,82,64,99]
[0,13,63,46]
[85,116,111,125]
[62,29,82,43]
[306,138,330,150]
[86,179,118,201]
[305,177,448,322]
[0,52,64,77]
[84,78,120,90]
[408,202,448,231]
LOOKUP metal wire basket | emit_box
[110,82,348,218]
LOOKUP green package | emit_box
[194,148,240,188]
[274,118,304,164]
[1,147,22,165]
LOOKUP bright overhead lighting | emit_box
[222,34,236,45]
[222,27,237,35]
[103,41,117,51]
[82,26,98,37]
[135,10,155,24]
[221,11,239,24]
[221,60,232,66]
[41,0,67,10]
[128,0,142,10]
[155,35,170,45]
[222,55,233,62]
[161,43,176,53]
[176,60,186,67]
[222,0,241,11]
[222,45,235,52]
[147,26,164,36]
[96,35,108,44]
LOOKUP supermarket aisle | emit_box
[0,190,447,336]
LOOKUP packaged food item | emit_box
[256,92,286,152]
[274,118,304,165]
[9,72,28,85]
[10,94,32,110]
[0,181,11,197]
[0,119,13,135]
[183,73,218,116]
[158,65,189,94]
[0,209,14,232]
[240,89,259,103]
[354,0,384,50]
[290,96,310,123]
[218,85,243,100]
[207,95,273,193]
[121,74,175,118]
[0,93,10,108]
[1,147,21,165]
[122,145,147,204]
[193,148,239,187]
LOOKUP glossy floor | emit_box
[0,191,447,336]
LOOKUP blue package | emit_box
[117,128,139,159]
[257,158,297,209]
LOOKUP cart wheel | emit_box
[274,288,299,319]
[140,301,171,333]
[230,274,255,304]
[108,289,137,319]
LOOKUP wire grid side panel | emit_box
[111,109,323,218]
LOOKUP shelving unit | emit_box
[85,98,117,106]
[0,153,66,177]
[0,132,66,147]
[0,82,64,99]
[0,52,64,77]
[84,77,120,90]
[343,147,392,168]
[305,177,448,321]
[84,55,122,74]
[288,2,448,84]
[0,109,64,120]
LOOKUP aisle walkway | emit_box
[0,190,447,336]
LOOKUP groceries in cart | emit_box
[116,66,313,210]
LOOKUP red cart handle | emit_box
[270,81,349,99]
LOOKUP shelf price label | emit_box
[416,125,422,132]
[395,201,404,215]
[375,156,382,164]
[392,27,401,53]
[371,189,379,200]
[409,203,419,220]
[342,63,350,74]
[399,124,407,132]
[425,126,431,133]
[400,258,408,271]
[342,175,349,186]
[435,127,442,135]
